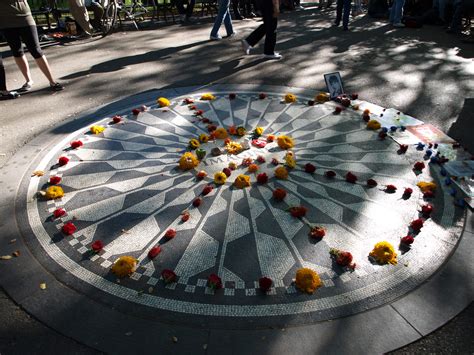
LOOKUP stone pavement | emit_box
[0,7,473,355]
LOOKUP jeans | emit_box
[389,0,405,24]
[175,0,196,17]
[246,0,277,55]
[432,0,446,20]
[211,0,234,37]
[335,0,351,27]
[450,0,464,31]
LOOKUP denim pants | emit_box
[389,0,405,24]
[211,0,234,37]
[335,0,351,28]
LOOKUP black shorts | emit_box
[2,26,44,59]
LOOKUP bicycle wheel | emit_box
[101,1,118,37]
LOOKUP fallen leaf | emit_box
[172,336,178,343]
[0,255,12,260]
[12,251,20,257]
[39,283,47,290]
[9,239,17,244]
[32,170,45,177]
[121,229,130,234]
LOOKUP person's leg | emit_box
[246,24,266,46]
[223,6,235,34]
[90,2,105,29]
[174,0,186,15]
[261,0,277,55]
[391,0,405,24]
[2,28,33,85]
[342,0,351,28]
[448,0,463,32]
[232,0,244,18]
[211,0,231,37]
[335,0,343,24]
[68,0,94,34]
[0,53,7,92]
[186,0,196,18]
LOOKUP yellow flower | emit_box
[417,181,437,193]
[228,162,237,170]
[254,127,264,136]
[234,174,250,188]
[45,186,64,199]
[189,139,200,150]
[225,141,242,155]
[367,120,381,130]
[248,164,259,173]
[157,97,170,107]
[369,241,397,265]
[90,125,105,134]
[277,135,294,149]
[111,256,138,278]
[275,166,289,179]
[295,268,322,294]
[214,172,227,185]
[284,93,297,103]
[237,126,246,136]
[315,92,330,103]
[201,93,216,101]
[178,152,199,170]
[214,127,228,139]
[199,134,209,143]
[285,151,296,169]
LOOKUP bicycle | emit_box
[100,0,150,37]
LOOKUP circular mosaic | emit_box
[22,89,465,326]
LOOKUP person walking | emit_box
[334,0,352,30]
[241,0,281,59]
[0,0,64,92]
[389,0,406,27]
[175,0,196,23]
[210,0,236,40]
[0,53,20,100]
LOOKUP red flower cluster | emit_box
[195,109,204,116]
[181,211,190,222]
[49,176,62,185]
[259,277,272,292]
[410,218,424,231]
[273,188,287,201]
[161,269,177,284]
[378,131,387,140]
[257,173,268,184]
[58,156,69,166]
[222,168,232,177]
[398,144,408,153]
[70,140,83,149]
[251,139,267,148]
[309,226,325,239]
[196,171,207,180]
[304,163,316,173]
[385,184,397,193]
[229,93,236,99]
[403,187,413,196]
[193,198,202,207]
[351,93,358,100]
[325,170,336,178]
[330,248,356,269]
[289,206,307,218]
[241,158,253,167]
[334,106,342,114]
[346,172,358,183]
[148,246,161,259]
[414,162,425,171]
[259,93,267,99]
[367,179,377,187]
[400,236,414,245]
[184,98,194,104]
[165,229,176,239]
[207,273,222,290]
[207,124,217,132]
[202,185,213,196]
[202,118,211,124]
[91,240,104,253]
[53,208,66,219]
[132,108,141,115]
[271,158,279,166]
[421,204,433,217]
[62,222,76,235]
[423,191,435,199]
[257,155,266,163]
[112,115,122,123]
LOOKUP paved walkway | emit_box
[0,7,473,354]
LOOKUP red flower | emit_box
[351,93,359,100]
[251,139,267,148]
[271,158,279,166]
[257,156,266,163]
[161,269,177,284]
[421,204,433,216]
[181,211,190,222]
[403,187,413,196]
[196,171,207,180]
[289,206,307,218]
[401,236,414,245]
[304,163,316,173]
[58,156,69,166]
[385,184,397,193]
[53,208,66,219]
[325,170,336,178]
[367,179,377,187]
[202,185,213,196]
[164,229,176,239]
[267,135,275,143]
[189,105,197,110]
[91,240,104,253]
[202,118,211,124]
[307,100,315,106]
[132,108,141,115]
[378,131,387,140]
[49,176,62,185]
[336,251,353,267]
[112,115,122,123]
[229,93,236,99]
[411,218,424,231]
[70,140,83,149]
[362,114,370,123]
[414,162,425,171]
[207,124,217,132]
[257,173,268,184]
[259,93,267,99]
[309,226,325,239]
[273,188,287,201]
[207,273,222,290]
[423,191,435,199]
[334,106,342,114]
[62,222,76,235]
[398,144,408,153]
[148,246,161,259]
[193,198,202,207]
[345,172,358,183]
[259,277,272,292]
[341,98,351,107]
[224,138,231,145]
[195,110,204,116]
[184,98,194,104]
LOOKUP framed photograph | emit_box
[324,72,344,99]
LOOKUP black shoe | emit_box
[343,26,349,31]
[0,91,20,100]
[333,21,340,26]
[18,82,33,93]
[50,82,65,91]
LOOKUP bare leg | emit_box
[34,55,56,85]
[14,55,33,84]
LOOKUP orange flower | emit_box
[267,135,275,142]
[178,152,199,170]
[248,164,259,173]
[214,127,228,139]
[275,166,289,179]
[234,174,250,188]
[277,135,294,149]
[295,268,322,294]
[228,125,238,135]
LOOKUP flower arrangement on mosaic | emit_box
[330,248,356,270]
[369,241,397,265]
[295,268,322,294]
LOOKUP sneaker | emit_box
[50,82,65,91]
[241,39,251,55]
[0,91,20,100]
[210,35,222,40]
[264,52,282,60]
[393,22,405,28]
[227,31,238,38]
[18,82,33,93]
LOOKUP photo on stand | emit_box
[324,72,344,99]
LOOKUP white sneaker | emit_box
[210,35,222,40]
[227,31,238,38]
[393,22,405,28]
[241,39,251,55]
[264,52,282,60]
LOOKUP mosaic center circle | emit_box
[24,89,464,322]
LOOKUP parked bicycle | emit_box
[101,0,149,37]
